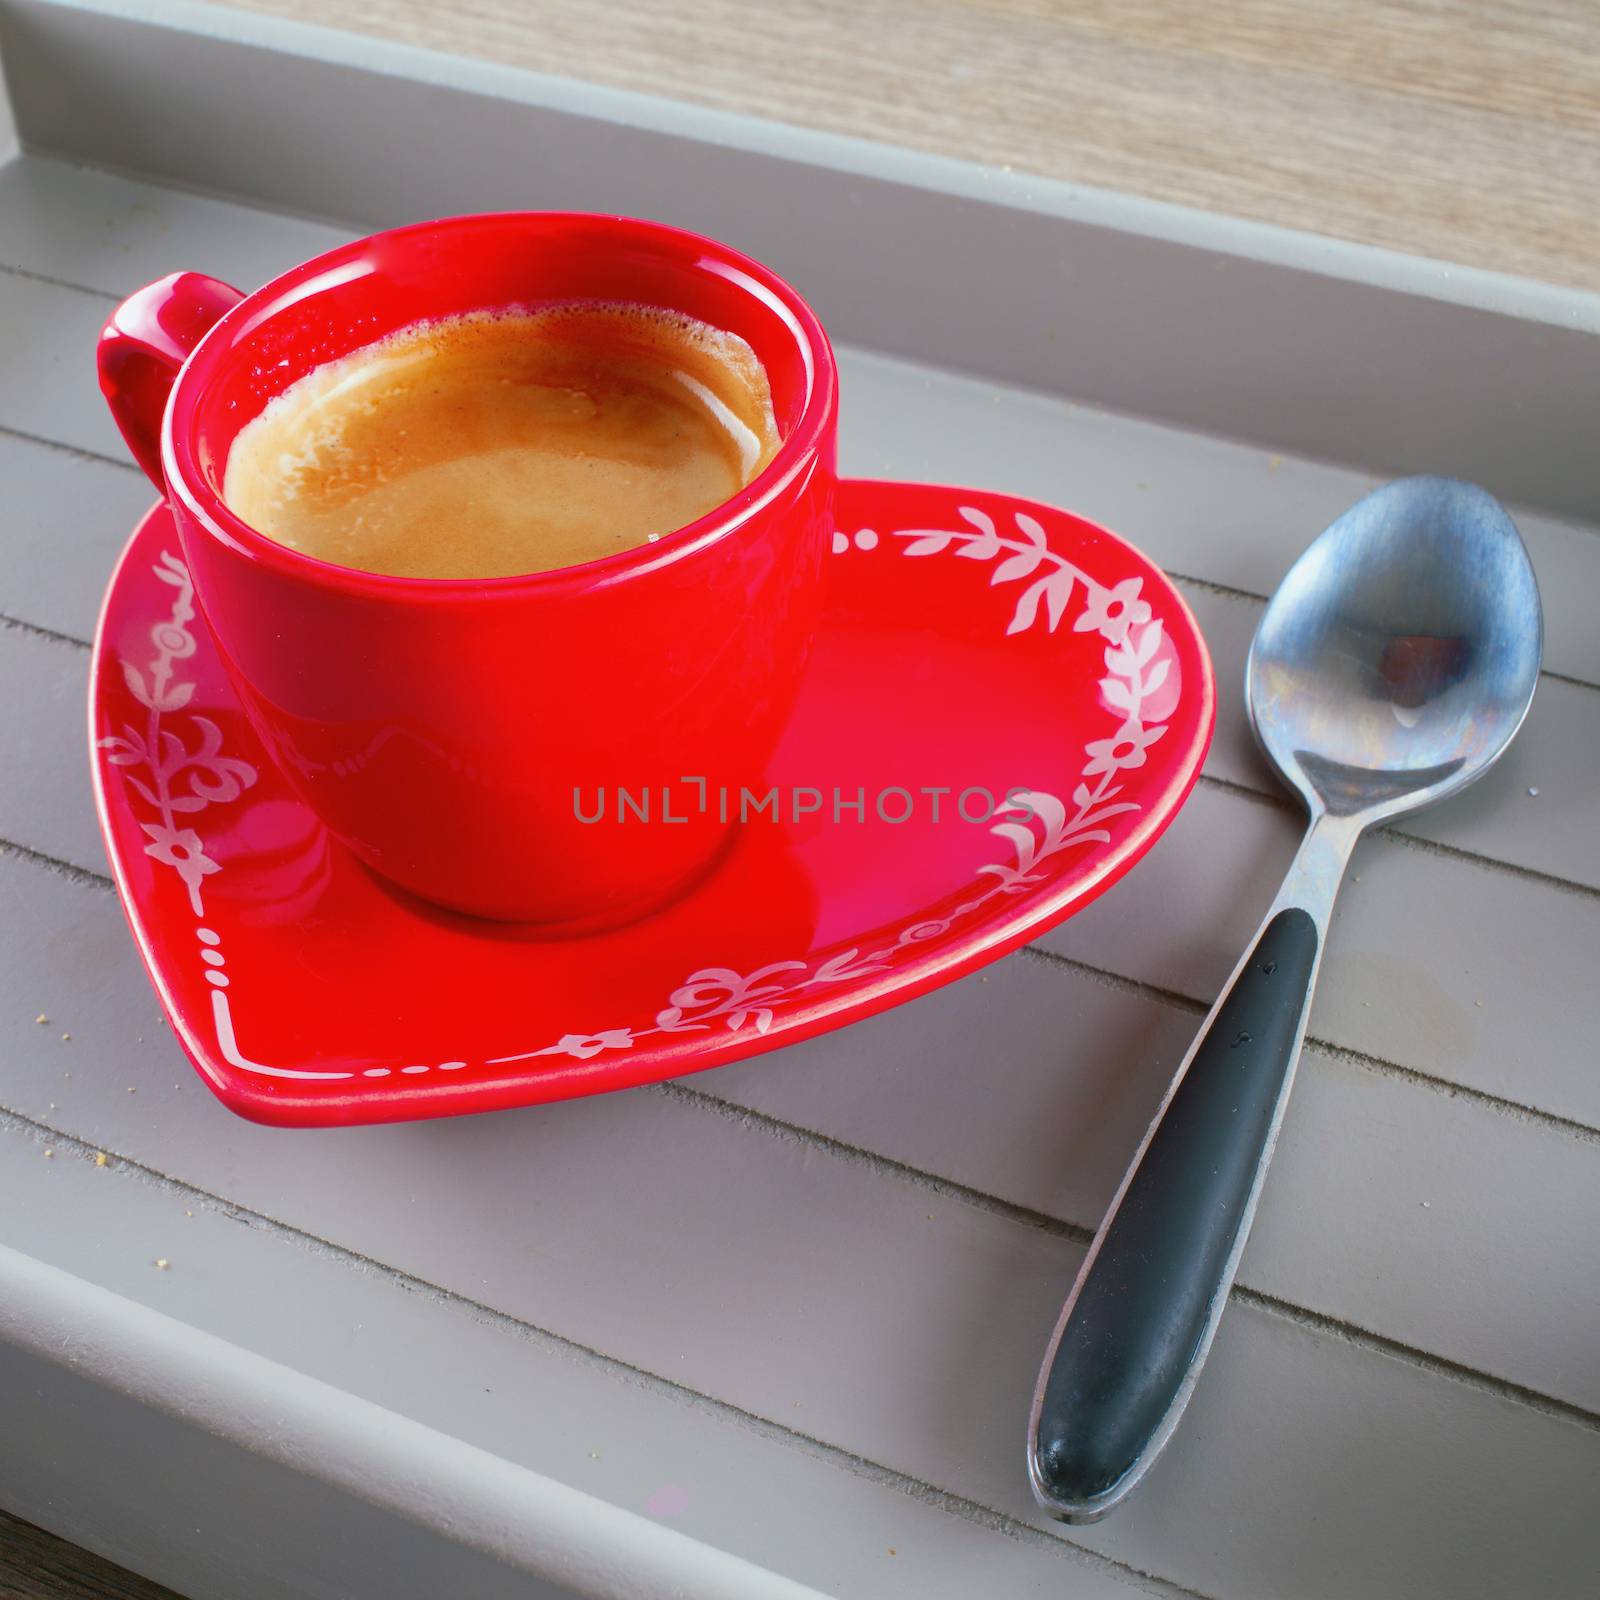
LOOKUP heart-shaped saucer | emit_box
[90,479,1213,1126]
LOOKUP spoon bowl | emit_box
[1248,476,1542,824]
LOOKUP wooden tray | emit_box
[0,2,1596,1596]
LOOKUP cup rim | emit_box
[160,211,838,601]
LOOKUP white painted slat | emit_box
[1,1337,589,1600]
[1,1244,842,1600]
[4,0,1597,531]
[7,758,1593,1418]
[0,624,101,870]
[3,614,1591,1137]
[0,1126,1164,1600]
[7,553,1595,1405]
[5,615,1596,1405]
[0,151,351,293]
[0,853,1594,1600]
[0,431,150,640]
[4,429,1592,907]
[840,344,1600,689]
[1,301,1592,911]
[0,1127,1157,1600]
[1180,583,1600,893]
[5,447,1591,914]
[0,269,124,457]
[3,281,1600,928]
[706,955,1600,1414]
[0,165,1593,908]
[1038,784,1600,1130]
[1,153,1596,687]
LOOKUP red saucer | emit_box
[90,480,1214,1126]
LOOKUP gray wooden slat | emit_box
[707,955,1600,1414]
[4,1,1598,529]
[9,571,1596,1405]
[0,854,1595,1600]
[0,431,150,641]
[0,151,351,293]
[6,805,1600,1417]
[5,614,1591,1134]
[2,291,1596,909]
[0,269,124,457]
[7,630,1598,1411]
[5,423,1592,903]
[1179,583,1600,893]
[839,344,1600,690]
[1,153,1596,687]
[0,1345,603,1600]
[0,624,100,871]
[0,1132,1153,1600]
[1038,783,1600,1130]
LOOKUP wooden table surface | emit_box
[217,0,1600,294]
[0,1510,182,1600]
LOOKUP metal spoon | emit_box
[1027,476,1543,1523]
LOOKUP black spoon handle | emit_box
[1028,816,1357,1522]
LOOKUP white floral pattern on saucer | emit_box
[91,480,1213,1125]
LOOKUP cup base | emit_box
[359,823,742,937]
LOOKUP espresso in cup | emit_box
[222,302,781,579]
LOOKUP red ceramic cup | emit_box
[98,213,838,923]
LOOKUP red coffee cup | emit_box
[98,214,838,923]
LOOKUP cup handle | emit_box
[97,271,245,490]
